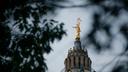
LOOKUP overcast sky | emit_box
[45,0,126,72]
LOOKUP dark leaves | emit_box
[0,24,11,56]
[120,24,128,39]
[112,61,128,72]
[120,24,128,53]
[86,0,128,72]
[85,13,112,52]
[88,0,104,4]
[9,19,66,71]
[0,0,66,72]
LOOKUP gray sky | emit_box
[45,0,126,72]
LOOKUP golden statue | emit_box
[74,18,81,39]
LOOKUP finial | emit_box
[74,18,81,40]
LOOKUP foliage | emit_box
[85,0,128,72]
[85,0,128,51]
[0,0,66,72]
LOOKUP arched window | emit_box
[78,57,81,68]
[73,56,75,67]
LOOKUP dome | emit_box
[64,39,92,72]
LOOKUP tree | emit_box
[84,0,128,72]
[0,0,66,72]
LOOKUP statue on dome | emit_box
[74,18,81,39]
